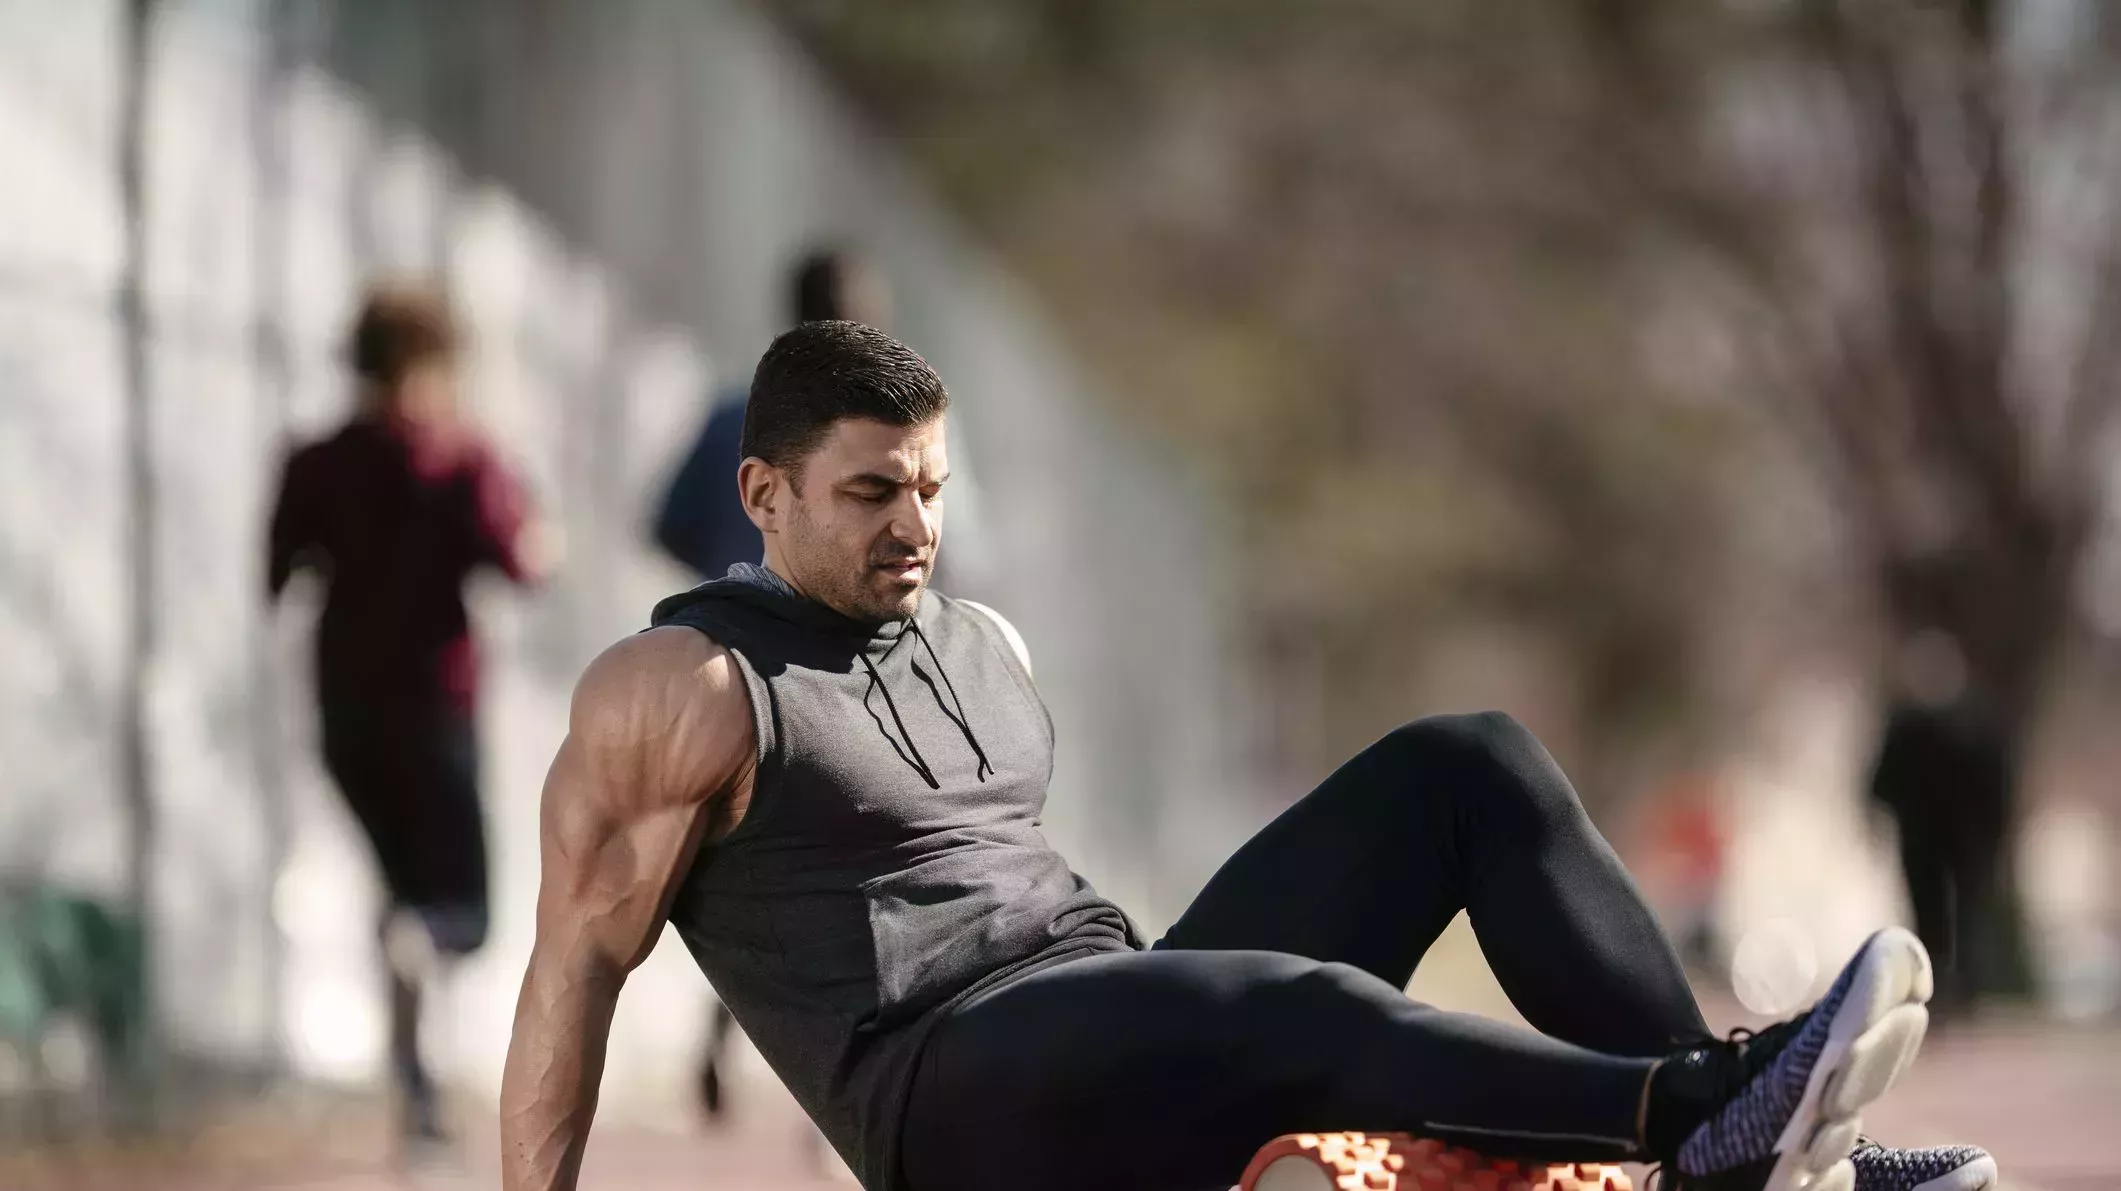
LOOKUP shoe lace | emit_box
[1727,1011,1808,1078]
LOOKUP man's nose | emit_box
[890,492,939,548]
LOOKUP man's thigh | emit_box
[901,948,1406,1191]
[1155,718,1508,986]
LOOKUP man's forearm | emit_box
[500,957,622,1191]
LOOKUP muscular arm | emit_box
[500,628,754,1191]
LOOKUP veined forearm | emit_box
[500,958,622,1191]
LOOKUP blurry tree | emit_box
[770,3,2121,1004]
[770,0,1766,815]
[1553,0,2121,1003]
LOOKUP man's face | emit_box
[747,416,948,624]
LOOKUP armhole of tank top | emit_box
[952,598,1054,749]
[649,617,781,847]
[715,641,783,844]
[954,599,1031,679]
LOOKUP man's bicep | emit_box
[532,633,748,971]
[533,743,706,978]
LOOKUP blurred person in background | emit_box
[1648,771,1730,976]
[267,282,546,1151]
[1868,628,2016,1025]
[653,247,893,584]
[500,321,1996,1191]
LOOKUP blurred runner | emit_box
[267,282,545,1151]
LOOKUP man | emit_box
[501,322,1995,1191]
[269,283,544,1148]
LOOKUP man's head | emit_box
[789,248,890,327]
[1895,627,1968,708]
[348,283,460,421]
[739,321,950,624]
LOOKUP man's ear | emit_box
[737,456,784,533]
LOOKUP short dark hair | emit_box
[348,283,459,386]
[790,249,854,324]
[743,321,948,482]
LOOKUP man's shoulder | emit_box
[285,418,398,469]
[281,425,349,469]
[571,627,749,744]
[697,387,748,442]
[553,627,756,818]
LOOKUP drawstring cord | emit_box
[910,621,994,782]
[858,618,996,788]
[860,641,941,790]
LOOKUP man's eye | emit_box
[860,490,892,504]
[920,490,942,505]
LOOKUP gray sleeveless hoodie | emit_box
[649,564,1139,1190]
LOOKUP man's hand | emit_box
[499,627,754,1191]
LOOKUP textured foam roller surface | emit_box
[1241,1132,1632,1191]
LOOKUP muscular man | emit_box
[500,321,1996,1191]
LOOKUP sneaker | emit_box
[1671,927,1934,1190]
[1847,1137,1997,1191]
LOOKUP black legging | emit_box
[899,712,1716,1191]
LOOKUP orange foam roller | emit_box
[1240,1133,1631,1191]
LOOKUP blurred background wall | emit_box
[0,0,1255,1118]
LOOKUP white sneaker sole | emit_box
[1764,927,1934,1191]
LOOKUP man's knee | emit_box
[1376,711,1582,822]
[1384,709,1536,754]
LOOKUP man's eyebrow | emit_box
[841,471,950,488]
[841,472,906,488]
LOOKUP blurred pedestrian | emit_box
[267,282,545,1150]
[1649,772,1728,975]
[653,248,891,582]
[1868,628,2016,1023]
